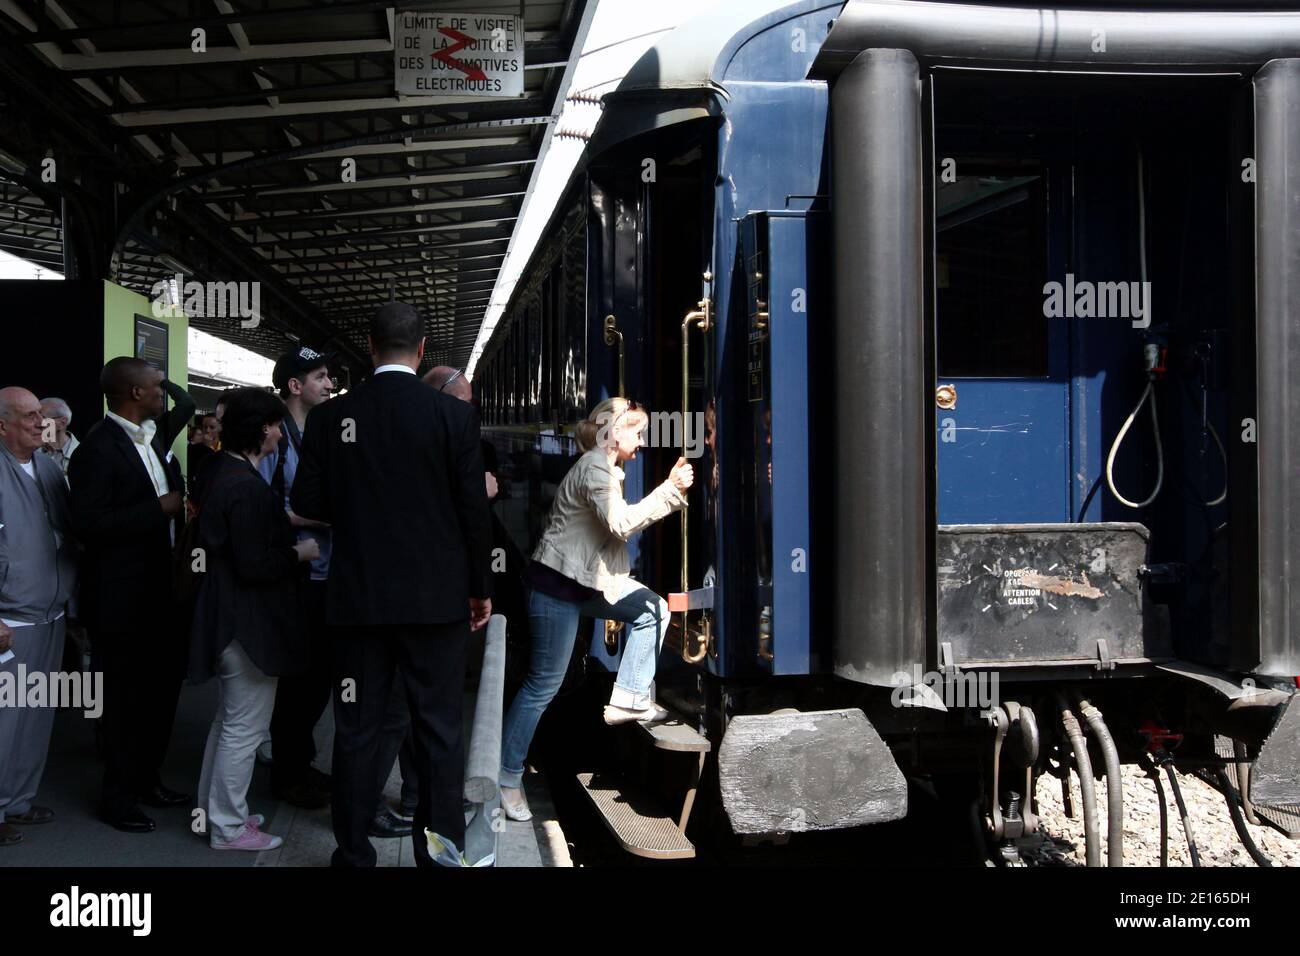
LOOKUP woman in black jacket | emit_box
[189,387,318,852]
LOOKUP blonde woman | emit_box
[500,397,693,821]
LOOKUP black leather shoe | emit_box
[368,809,412,838]
[307,767,333,790]
[139,784,190,808]
[99,805,155,833]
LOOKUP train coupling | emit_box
[982,702,1040,863]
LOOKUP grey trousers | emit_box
[197,640,278,844]
[0,618,66,823]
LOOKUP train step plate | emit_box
[576,772,695,860]
[639,719,710,753]
[1219,763,1300,839]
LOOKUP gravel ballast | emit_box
[1022,764,1300,867]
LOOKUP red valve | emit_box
[1138,719,1182,752]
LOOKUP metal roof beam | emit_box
[113,93,552,129]
[58,39,569,75]
[261,218,516,249]
[18,0,564,44]
[204,166,525,202]
[282,265,503,285]
[260,241,506,265]
[248,191,525,227]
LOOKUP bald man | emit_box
[423,366,496,499]
[69,357,196,833]
[0,386,78,847]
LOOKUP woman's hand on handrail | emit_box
[669,457,694,494]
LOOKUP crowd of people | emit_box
[0,300,692,866]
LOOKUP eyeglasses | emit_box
[439,368,464,393]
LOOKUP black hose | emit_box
[1163,761,1201,867]
[1076,474,1103,523]
[1232,740,1260,826]
[1139,753,1169,867]
[1075,695,1124,867]
[1058,696,1102,867]
[1213,767,1274,867]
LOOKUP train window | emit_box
[936,172,1049,378]
[529,296,542,418]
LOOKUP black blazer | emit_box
[188,454,304,683]
[292,369,492,627]
[68,383,194,634]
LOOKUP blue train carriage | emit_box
[475,0,1300,862]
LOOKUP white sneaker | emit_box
[500,786,533,822]
[603,703,669,726]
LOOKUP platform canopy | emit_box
[0,0,593,371]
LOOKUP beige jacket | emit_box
[532,448,687,603]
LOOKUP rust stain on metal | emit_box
[1021,571,1103,600]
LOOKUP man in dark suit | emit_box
[69,357,195,833]
[292,302,492,867]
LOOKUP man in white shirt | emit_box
[0,386,78,849]
[68,358,195,834]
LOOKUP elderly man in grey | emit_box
[0,386,78,848]
[38,397,79,482]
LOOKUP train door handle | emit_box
[603,314,625,397]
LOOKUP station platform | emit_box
[2,681,570,868]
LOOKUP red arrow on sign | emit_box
[433,27,487,81]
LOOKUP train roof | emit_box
[612,0,835,96]
[586,0,838,159]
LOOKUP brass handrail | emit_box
[680,295,712,664]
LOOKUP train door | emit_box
[639,130,715,659]
[933,160,1072,524]
[585,123,715,666]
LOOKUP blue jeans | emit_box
[500,581,669,788]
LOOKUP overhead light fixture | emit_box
[0,148,28,177]
[158,254,193,276]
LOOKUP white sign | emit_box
[394,10,524,97]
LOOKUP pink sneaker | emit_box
[211,822,283,852]
[195,814,264,837]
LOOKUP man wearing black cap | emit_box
[259,346,335,807]
[292,302,492,868]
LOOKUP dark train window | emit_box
[936,172,1048,378]
[528,297,541,418]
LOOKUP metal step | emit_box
[1218,762,1300,839]
[1205,737,1300,838]
[639,719,711,753]
[576,772,696,860]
